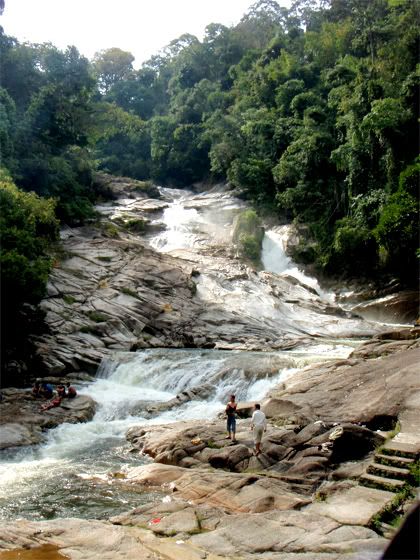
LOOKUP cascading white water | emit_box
[149,187,244,253]
[261,228,335,303]
[0,186,375,522]
[262,230,292,274]
[149,198,203,252]
[0,346,355,521]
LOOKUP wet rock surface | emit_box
[263,330,420,426]
[0,390,96,449]
[344,290,419,324]
[2,183,419,559]
[31,183,386,375]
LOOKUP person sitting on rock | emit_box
[225,394,237,443]
[40,396,62,412]
[250,403,267,456]
[39,382,53,399]
[56,384,66,398]
[65,382,77,398]
[31,380,41,398]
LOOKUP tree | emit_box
[374,161,419,279]
[93,48,135,93]
[0,34,97,223]
[93,102,151,179]
[0,172,59,385]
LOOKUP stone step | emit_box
[359,473,405,492]
[367,462,411,480]
[381,441,419,459]
[375,453,415,469]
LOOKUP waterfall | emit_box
[261,230,292,274]
[0,346,354,521]
[0,186,373,522]
[261,227,335,303]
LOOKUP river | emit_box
[0,186,384,521]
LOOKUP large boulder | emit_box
[123,463,309,514]
[266,339,420,426]
[0,390,96,449]
[351,291,419,324]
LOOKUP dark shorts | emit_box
[227,415,236,432]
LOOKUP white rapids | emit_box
[0,185,383,521]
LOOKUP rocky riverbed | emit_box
[1,177,419,559]
[30,176,396,377]
[1,329,419,559]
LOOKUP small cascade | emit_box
[261,227,335,303]
[149,197,203,252]
[0,186,380,523]
[0,346,354,521]
[261,230,292,274]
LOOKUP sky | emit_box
[1,0,291,68]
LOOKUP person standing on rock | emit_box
[251,403,266,455]
[225,394,237,443]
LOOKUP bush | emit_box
[0,174,59,385]
[326,218,378,274]
[239,233,262,260]
[0,174,59,307]
[374,190,418,281]
[233,209,264,262]
[87,310,108,323]
[126,218,146,233]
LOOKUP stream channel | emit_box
[0,186,389,522]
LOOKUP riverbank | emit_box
[0,391,96,449]
[1,181,419,559]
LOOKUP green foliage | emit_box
[233,209,264,262]
[409,460,420,486]
[0,174,59,382]
[92,103,152,180]
[93,48,134,93]
[0,37,97,224]
[1,0,418,287]
[87,311,108,323]
[331,218,378,274]
[374,189,418,279]
[0,175,59,305]
[125,218,146,233]
[206,440,222,449]
[372,159,419,279]
[102,222,120,238]
[370,483,416,534]
[120,287,141,299]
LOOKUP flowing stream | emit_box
[0,186,380,521]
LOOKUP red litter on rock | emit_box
[150,517,161,524]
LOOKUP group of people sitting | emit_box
[32,380,77,411]
[225,394,267,455]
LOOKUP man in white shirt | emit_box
[250,403,267,455]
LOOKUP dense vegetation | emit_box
[0,0,418,379]
[0,172,59,383]
[1,0,418,283]
[233,210,265,261]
